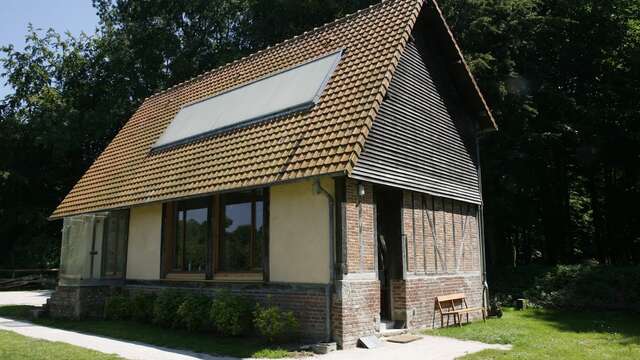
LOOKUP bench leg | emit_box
[457,313,462,327]
[466,312,469,324]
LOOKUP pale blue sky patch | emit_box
[0,0,99,98]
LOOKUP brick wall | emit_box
[332,279,380,348]
[332,179,380,348]
[343,179,376,273]
[403,274,484,329]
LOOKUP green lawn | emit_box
[427,308,640,359]
[0,329,121,360]
[0,306,292,359]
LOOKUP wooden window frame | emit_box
[161,189,269,282]
[100,209,130,279]
[216,189,268,275]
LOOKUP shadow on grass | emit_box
[0,305,292,359]
[520,308,640,346]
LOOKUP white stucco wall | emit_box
[269,177,334,284]
[126,203,162,280]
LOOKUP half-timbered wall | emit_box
[402,190,481,275]
[392,189,483,329]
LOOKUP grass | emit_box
[0,329,121,360]
[0,305,292,359]
[427,308,640,359]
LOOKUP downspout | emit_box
[475,127,494,312]
[314,179,335,343]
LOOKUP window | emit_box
[153,50,343,151]
[219,190,265,272]
[102,210,129,278]
[161,190,267,279]
[173,198,209,272]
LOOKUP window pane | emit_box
[221,201,252,271]
[175,210,185,270]
[184,207,207,272]
[253,200,264,271]
[102,210,128,278]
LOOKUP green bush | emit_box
[152,289,186,327]
[130,292,156,323]
[253,303,298,343]
[104,295,130,320]
[177,293,212,331]
[492,264,640,311]
[209,290,253,336]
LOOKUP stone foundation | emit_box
[332,279,380,348]
[47,285,115,319]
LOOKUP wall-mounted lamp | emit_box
[357,183,365,198]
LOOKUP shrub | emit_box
[209,290,253,336]
[492,264,640,311]
[153,289,186,327]
[524,265,640,310]
[177,293,212,331]
[104,294,130,320]
[130,292,156,323]
[253,303,298,343]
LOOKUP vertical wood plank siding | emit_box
[351,35,481,204]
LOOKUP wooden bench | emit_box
[436,293,486,327]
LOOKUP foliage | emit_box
[491,264,640,310]
[209,290,253,336]
[152,289,185,327]
[104,294,130,320]
[0,305,295,358]
[429,308,640,359]
[253,302,298,343]
[525,265,640,310]
[176,293,212,332]
[129,292,156,323]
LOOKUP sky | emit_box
[0,0,99,98]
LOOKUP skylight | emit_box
[152,50,343,151]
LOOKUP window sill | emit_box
[165,272,206,281]
[213,272,263,282]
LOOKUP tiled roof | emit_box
[51,0,424,219]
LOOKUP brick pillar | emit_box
[332,179,380,348]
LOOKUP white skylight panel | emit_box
[153,50,343,151]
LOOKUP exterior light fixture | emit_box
[358,183,365,198]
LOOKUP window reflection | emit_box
[220,190,264,272]
[174,199,208,272]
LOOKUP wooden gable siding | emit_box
[351,29,481,204]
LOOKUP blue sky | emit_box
[0,0,98,98]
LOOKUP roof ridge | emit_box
[144,0,402,102]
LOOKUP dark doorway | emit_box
[374,185,403,321]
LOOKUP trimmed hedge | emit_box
[104,294,130,320]
[152,289,186,327]
[209,290,253,336]
[491,264,640,311]
[254,302,299,343]
[103,289,299,342]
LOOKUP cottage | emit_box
[48,0,497,348]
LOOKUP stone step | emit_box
[380,328,408,337]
